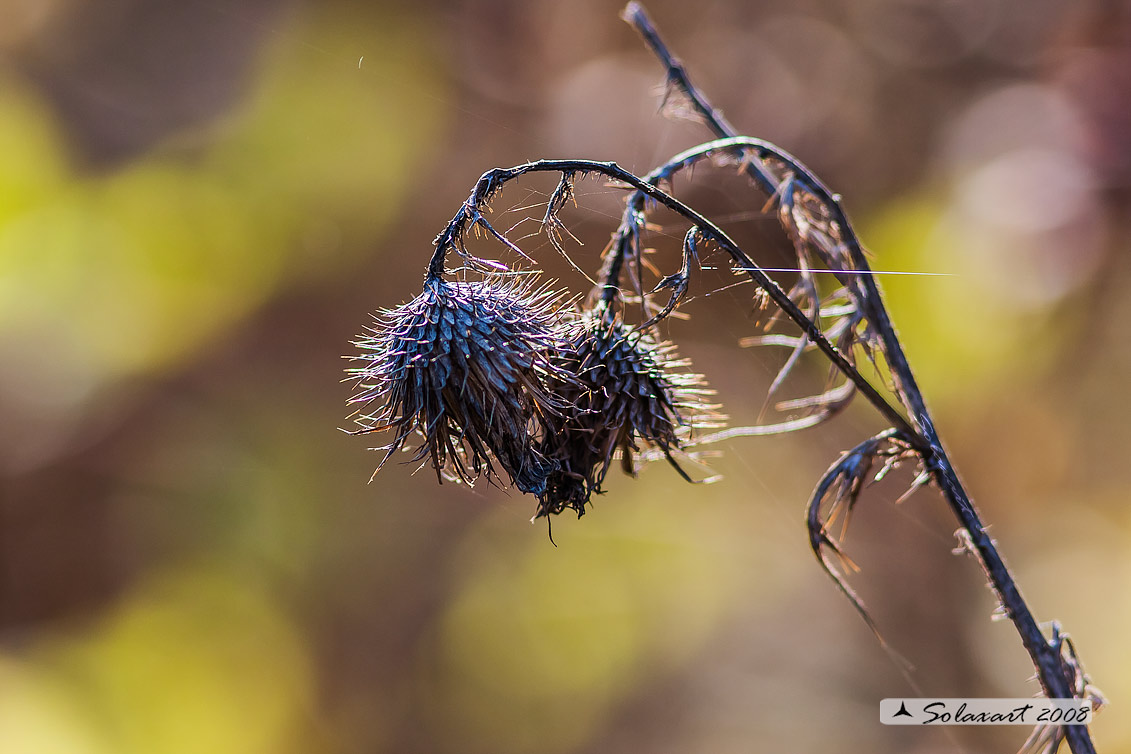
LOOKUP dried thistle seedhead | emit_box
[536,302,724,518]
[347,273,573,494]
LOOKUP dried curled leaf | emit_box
[807,429,922,644]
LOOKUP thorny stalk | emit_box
[623,3,1099,752]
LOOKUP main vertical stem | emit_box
[623,4,1094,752]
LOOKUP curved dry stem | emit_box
[596,137,891,433]
[428,160,917,442]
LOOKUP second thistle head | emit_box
[348,272,574,494]
[536,302,725,518]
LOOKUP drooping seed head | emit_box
[347,274,574,494]
[536,303,724,517]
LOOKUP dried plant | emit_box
[344,4,1101,752]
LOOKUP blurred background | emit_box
[1,0,1129,752]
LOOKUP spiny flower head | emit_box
[536,302,724,517]
[347,273,574,494]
